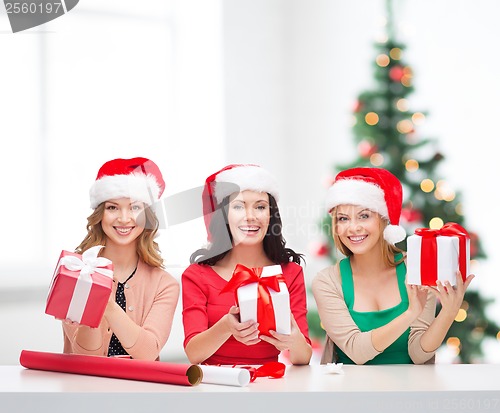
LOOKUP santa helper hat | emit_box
[89,157,165,209]
[325,167,407,245]
[202,164,280,241]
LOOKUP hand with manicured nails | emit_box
[259,313,305,352]
[406,283,428,321]
[428,271,475,319]
[225,306,261,345]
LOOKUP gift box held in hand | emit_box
[406,222,470,286]
[45,245,114,327]
[221,264,291,336]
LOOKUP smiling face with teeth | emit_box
[333,204,385,256]
[101,198,146,248]
[227,190,271,248]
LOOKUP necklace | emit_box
[117,266,137,285]
[114,264,138,284]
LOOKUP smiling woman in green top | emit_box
[312,167,474,365]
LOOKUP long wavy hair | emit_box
[76,203,164,268]
[330,207,404,267]
[190,193,303,266]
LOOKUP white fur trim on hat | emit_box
[89,173,161,209]
[325,179,388,218]
[214,165,279,203]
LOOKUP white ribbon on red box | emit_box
[57,245,113,323]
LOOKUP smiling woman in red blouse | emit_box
[182,164,311,366]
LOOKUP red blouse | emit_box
[182,262,310,365]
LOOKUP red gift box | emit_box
[406,222,470,286]
[45,245,114,327]
[220,264,290,336]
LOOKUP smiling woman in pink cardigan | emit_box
[62,157,179,361]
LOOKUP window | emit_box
[0,0,224,288]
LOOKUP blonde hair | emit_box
[76,203,164,268]
[330,206,404,267]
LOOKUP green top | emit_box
[336,254,412,364]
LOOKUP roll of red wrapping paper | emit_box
[19,350,202,386]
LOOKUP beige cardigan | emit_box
[312,263,436,365]
[63,259,179,361]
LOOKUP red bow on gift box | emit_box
[220,264,285,336]
[414,222,469,285]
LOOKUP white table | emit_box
[2,364,500,413]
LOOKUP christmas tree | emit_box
[309,0,498,363]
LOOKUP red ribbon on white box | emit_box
[57,245,113,323]
[407,222,470,286]
[220,264,290,336]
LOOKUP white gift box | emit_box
[237,264,291,335]
[407,233,470,286]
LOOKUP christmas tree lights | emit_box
[308,0,498,363]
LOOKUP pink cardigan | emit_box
[63,259,179,361]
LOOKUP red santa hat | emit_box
[89,157,165,209]
[202,164,279,240]
[325,167,406,244]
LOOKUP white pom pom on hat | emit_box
[325,167,407,244]
[89,157,165,209]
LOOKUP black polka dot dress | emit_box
[107,268,137,357]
